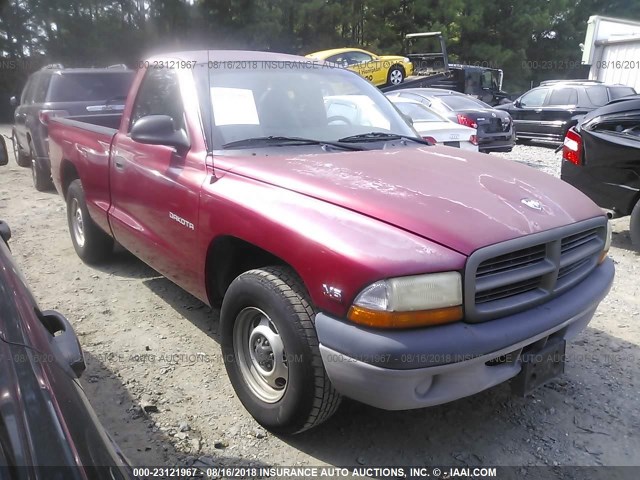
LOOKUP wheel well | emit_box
[205,236,290,306]
[61,161,80,199]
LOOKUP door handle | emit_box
[535,109,542,113]
[114,157,126,170]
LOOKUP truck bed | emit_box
[48,114,122,236]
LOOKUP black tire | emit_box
[66,179,114,263]
[12,131,30,167]
[387,65,405,86]
[220,266,341,434]
[30,140,53,191]
[517,138,533,145]
[630,200,640,248]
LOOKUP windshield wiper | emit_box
[338,132,429,144]
[222,136,365,151]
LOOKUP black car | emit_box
[496,80,636,143]
[560,94,640,246]
[10,64,134,191]
[385,88,515,152]
[0,215,132,474]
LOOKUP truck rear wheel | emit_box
[220,266,341,434]
[66,179,113,264]
[630,200,640,248]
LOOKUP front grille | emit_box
[464,218,606,322]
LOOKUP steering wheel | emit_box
[327,115,352,126]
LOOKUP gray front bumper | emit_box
[316,259,614,410]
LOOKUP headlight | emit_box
[403,57,411,63]
[347,272,463,329]
[599,220,612,264]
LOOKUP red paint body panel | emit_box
[213,146,604,256]
[48,121,115,235]
[48,50,606,319]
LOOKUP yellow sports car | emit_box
[305,48,413,87]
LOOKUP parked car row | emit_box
[386,88,514,152]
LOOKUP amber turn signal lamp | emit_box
[347,305,463,329]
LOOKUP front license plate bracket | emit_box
[511,339,566,397]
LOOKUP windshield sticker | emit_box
[211,87,259,126]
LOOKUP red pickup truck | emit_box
[48,50,614,434]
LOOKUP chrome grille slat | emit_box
[465,218,607,323]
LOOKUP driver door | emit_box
[108,68,206,292]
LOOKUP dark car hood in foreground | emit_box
[0,240,132,478]
[216,145,604,255]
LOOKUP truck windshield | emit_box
[47,72,134,103]
[199,62,418,149]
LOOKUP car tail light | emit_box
[456,114,477,129]
[469,134,478,146]
[422,136,437,145]
[562,127,583,166]
[39,110,69,125]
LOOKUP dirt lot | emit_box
[0,124,638,473]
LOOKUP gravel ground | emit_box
[0,126,638,475]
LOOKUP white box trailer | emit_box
[581,15,640,91]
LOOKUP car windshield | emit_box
[437,94,491,110]
[46,72,134,102]
[393,102,447,122]
[198,62,418,149]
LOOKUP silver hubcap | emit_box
[390,69,403,84]
[233,307,288,403]
[70,198,85,248]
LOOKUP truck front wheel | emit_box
[67,179,114,264]
[220,266,341,434]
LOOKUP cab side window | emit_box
[129,69,185,132]
[520,88,549,107]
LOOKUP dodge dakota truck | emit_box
[48,50,615,434]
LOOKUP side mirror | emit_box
[514,100,522,108]
[9,96,18,107]
[0,220,11,244]
[0,135,9,166]
[130,115,190,152]
[41,310,86,378]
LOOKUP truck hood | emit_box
[216,146,604,255]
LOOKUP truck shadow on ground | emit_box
[136,267,639,469]
[80,350,269,470]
